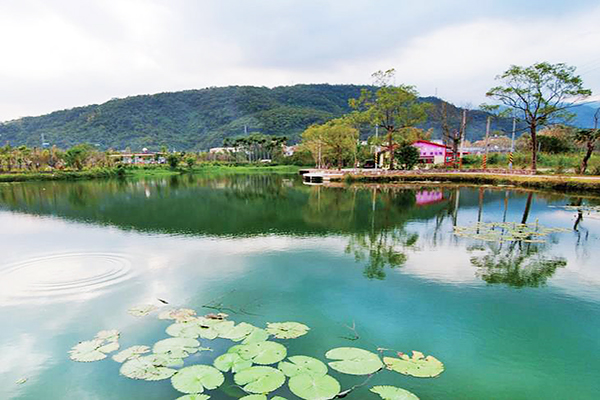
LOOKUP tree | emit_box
[350,69,429,169]
[301,119,358,169]
[394,143,419,170]
[166,153,180,169]
[486,62,591,171]
[185,156,195,169]
[63,144,91,170]
[573,108,600,174]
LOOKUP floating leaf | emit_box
[167,319,220,340]
[243,328,269,345]
[112,345,151,363]
[278,356,327,378]
[453,222,568,243]
[383,352,444,378]
[214,352,253,373]
[237,341,287,365]
[370,385,419,400]
[218,322,257,341]
[153,338,200,358]
[234,366,285,394]
[288,373,340,400]
[142,353,184,368]
[171,365,224,394]
[266,322,310,339]
[95,329,120,342]
[120,356,176,381]
[325,347,383,375]
[159,308,197,322]
[15,378,27,385]
[69,340,111,362]
[97,341,119,354]
[176,395,210,400]
[128,304,158,317]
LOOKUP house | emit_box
[110,152,165,164]
[412,140,454,165]
[209,147,237,154]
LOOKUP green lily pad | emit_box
[128,304,158,317]
[175,395,210,400]
[370,385,419,400]
[288,373,340,400]
[15,378,27,385]
[266,322,310,339]
[325,347,383,375]
[383,351,444,378]
[171,365,225,394]
[278,356,327,378]
[242,328,270,345]
[234,366,285,394]
[120,356,177,380]
[142,353,184,367]
[237,341,287,365]
[95,329,120,342]
[218,322,257,341]
[153,338,200,358]
[167,319,220,340]
[69,339,115,362]
[97,341,119,354]
[214,352,253,373]
[159,308,197,322]
[112,346,166,364]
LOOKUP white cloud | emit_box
[0,0,599,121]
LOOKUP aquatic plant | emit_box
[453,222,568,243]
[68,307,444,399]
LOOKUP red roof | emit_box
[413,140,451,149]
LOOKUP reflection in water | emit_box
[469,242,566,287]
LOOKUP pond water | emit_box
[1,173,599,400]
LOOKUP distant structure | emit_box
[110,151,165,164]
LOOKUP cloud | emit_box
[0,0,599,121]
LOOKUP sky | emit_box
[1,0,600,122]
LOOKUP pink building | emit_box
[412,140,454,165]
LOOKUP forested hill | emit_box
[0,84,522,150]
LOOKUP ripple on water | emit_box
[0,252,134,305]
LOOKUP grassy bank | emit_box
[0,164,301,183]
[339,171,600,193]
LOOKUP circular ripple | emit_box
[0,253,133,305]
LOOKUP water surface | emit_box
[1,174,599,399]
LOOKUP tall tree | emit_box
[573,108,600,174]
[350,69,429,169]
[302,119,358,170]
[486,62,591,171]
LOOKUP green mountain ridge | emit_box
[0,84,527,150]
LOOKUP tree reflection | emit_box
[346,229,419,279]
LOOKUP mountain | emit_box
[0,84,545,151]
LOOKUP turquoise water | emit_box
[1,174,599,399]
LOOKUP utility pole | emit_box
[458,109,467,168]
[508,116,516,171]
[482,116,490,170]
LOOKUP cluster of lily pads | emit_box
[453,222,568,243]
[68,305,444,399]
[551,204,600,214]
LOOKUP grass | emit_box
[0,164,301,183]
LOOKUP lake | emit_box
[1,172,599,399]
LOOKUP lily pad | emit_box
[112,345,151,363]
[176,395,210,400]
[153,337,201,358]
[237,341,287,365]
[266,322,310,339]
[278,356,327,378]
[325,347,383,375]
[171,365,225,394]
[69,339,115,362]
[383,351,444,378]
[128,304,158,317]
[370,385,419,400]
[120,356,177,381]
[214,352,253,373]
[167,320,220,340]
[95,329,120,342]
[159,308,197,322]
[97,341,120,354]
[288,373,340,400]
[234,366,285,394]
[242,328,270,345]
[15,378,27,385]
[218,322,257,341]
[142,353,184,368]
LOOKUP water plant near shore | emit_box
[68,305,444,399]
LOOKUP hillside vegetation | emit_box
[1,84,523,150]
